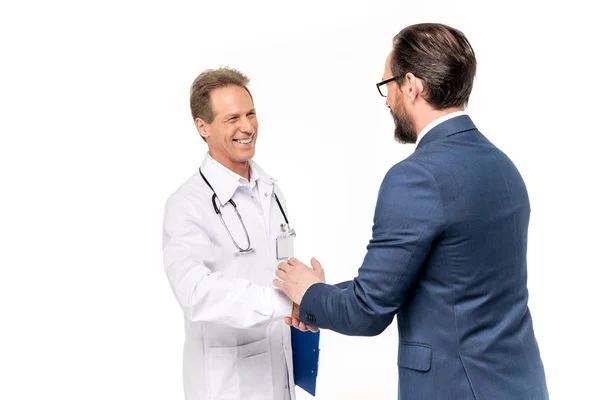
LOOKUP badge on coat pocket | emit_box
[276,224,295,260]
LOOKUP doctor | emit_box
[162,67,311,400]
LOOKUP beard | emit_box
[391,106,417,144]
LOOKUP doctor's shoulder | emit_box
[164,171,213,217]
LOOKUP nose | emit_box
[240,117,254,134]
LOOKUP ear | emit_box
[195,118,209,140]
[405,72,424,103]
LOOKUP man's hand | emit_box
[274,257,325,305]
[285,303,318,333]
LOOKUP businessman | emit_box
[275,23,548,399]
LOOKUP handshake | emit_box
[274,257,325,333]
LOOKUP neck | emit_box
[231,162,251,181]
[209,151,250,180]
[414,106,464,137]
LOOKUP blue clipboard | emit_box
[291,327,320,396]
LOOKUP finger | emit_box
[308,325,319,333]
[284,317,292,326]
[298,321,308,332]
[310,257,324,274]
[287,257,305,268]
[275,269,286,280]
[294,318,308,331]
[291,317,300,330]
[277,262,291,272]
[295,319,307,332]
[273,279,285,291]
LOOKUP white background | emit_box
[1,1,598,399]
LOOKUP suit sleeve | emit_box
[162,193,292,329]
[299,160,443,336]
[334,281,352,289]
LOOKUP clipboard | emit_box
[291,327,320,396]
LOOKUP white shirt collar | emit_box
[415,111,467,146]
[200,153,274,204]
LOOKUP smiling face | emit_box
[195,85,258,172]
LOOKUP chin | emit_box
[237,149,255,162]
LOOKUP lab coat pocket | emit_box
[206,338,274,400]
[239,338,274,399]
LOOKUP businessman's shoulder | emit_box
[385,153,438,179]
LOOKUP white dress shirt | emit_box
[416,110,466,146]
[163,153,295,400]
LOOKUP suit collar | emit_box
[416,111,466,146]
[416,114,478,150]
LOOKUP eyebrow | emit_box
[223,109,255,119]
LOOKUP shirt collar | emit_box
[200,153,275,204]
[415,111,466,146]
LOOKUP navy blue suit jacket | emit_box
[300,116,548,399]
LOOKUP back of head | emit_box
[189,67,252,124]
[392,23,477,109]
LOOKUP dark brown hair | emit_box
[391,23,477,109]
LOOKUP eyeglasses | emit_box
[376,76,402,97]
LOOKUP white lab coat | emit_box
[162,153,296,400]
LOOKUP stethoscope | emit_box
[199,167,290,253]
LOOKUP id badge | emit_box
[276,224,296,260]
